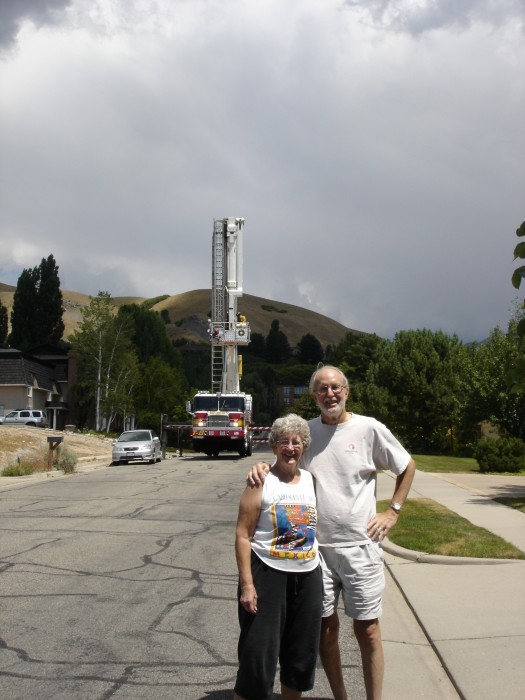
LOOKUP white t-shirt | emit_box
[303,414,411,546]
[251,469,319,572]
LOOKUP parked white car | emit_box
[0,409,48,427]
[111,429,162,465]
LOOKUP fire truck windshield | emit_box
[194,396,245,411]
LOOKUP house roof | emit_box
[0,348,59,391]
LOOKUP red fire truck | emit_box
[186,217,253,457]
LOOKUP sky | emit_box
[0,0,524,342]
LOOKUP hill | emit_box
[0,286,360,349]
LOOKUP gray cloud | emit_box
[0,0,523,343]
[0,0,72,48]
[344,0,525,34]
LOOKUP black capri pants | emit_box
[234,552,323,700]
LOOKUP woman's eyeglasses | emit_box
[277,440,303,450]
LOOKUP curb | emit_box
[382,537,522,565]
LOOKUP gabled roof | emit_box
[0,348,58,391]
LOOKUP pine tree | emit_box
[8,254,65,349]
[297,333,324,364]
[8,267,39,349]
[0,300,8,344]
[34,254,65,345]
[265,320,291,363]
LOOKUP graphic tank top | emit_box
[250,469,319,572]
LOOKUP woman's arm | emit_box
[235,485,263,614]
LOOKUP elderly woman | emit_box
[233,414,322,700]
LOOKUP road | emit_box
[0,450,367,700]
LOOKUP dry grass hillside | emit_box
[0,284,360,349]
[0,426,113,471]
[155,290,356,348]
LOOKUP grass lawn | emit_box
[413,453,525,477]
[413,454,479,473]
[377,498,525,560]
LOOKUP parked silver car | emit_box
[0,409,48,427]
[111,429,162,465]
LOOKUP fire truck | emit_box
[186,217,254,457]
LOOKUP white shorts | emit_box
[320,543,385,620]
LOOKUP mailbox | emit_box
[47,436,64,469]
[47,436,64,445]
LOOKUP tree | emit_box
[69,292,136,431]
[244,331,266,359]
[509,221,525,392]
[330,332,385,383]
[8,268,39,348]
[265,320,291,363]
[297,333,324,364]
[362,329,467,452]
[134,357,186,427]
[0,300,8,344]
[286,390,319,420]
[464,322,525,441]
[117,303,181,367]
[8,254,64,349]
[34,254,64,345]
[102,350,140,433]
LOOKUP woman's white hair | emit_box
[268,413,311,450]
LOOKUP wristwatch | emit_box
[390,502,402,514]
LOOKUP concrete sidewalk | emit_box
[378,470,525,700]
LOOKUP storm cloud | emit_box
[1,0,523,341]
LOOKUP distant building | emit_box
[276,383,308,408]
[0,346,73,429]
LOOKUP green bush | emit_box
[1,461,36,476]
[473,437,525,473]
[56,444,77,473]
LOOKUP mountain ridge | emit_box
[0,285,361,349]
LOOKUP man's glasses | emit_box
[315,384,346,395]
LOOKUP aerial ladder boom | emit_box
[210,217,250,392]
[187,217,253,457]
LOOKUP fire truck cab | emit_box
[188,391,252,457]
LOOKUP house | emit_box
[0,346,72,429]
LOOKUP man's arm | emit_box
[367,458,416,542]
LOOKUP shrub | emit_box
[1,447,49,476]
[56,444,77,473]
[473,437,525,473]
[2,461,36,476]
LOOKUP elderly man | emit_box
[249,365,416,700]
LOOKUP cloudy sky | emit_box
[0,0,523,342]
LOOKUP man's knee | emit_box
[353,618,382,649]
[320,612,340,650]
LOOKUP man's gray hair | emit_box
[308,365,349,394]
[268,413,312,450]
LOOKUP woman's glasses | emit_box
[277,440,303,450]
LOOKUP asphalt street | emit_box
[0,450,375,700]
